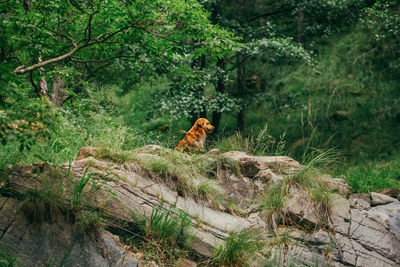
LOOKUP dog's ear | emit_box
[196,121,203,128]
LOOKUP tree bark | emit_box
[39,76,48,98]
[23,0,31,11]
[51,76,68,106]
[237,54,247,134]
[13,45,80,75]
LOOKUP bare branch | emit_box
[13,44,80,75]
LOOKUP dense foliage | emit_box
[1,0,399,192]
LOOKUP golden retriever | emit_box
[175,118,214,152]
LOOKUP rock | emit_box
[321,176,351,196]
[371,192,398,206]
[3,147,400,266]
[389,210,400,241]
[216,169,253,209]
[283,186,320,226]
[350,194,370,210]
[176,258,197,267]
[377,188,400,199]
[76,146,102,160]
[329,194,351,234]
[135,144,165,154]
[254,169,283,184]
[0,197,140,267]
[222,151,301,177]
[206,148,220,155]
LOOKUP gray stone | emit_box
[3,147,400,267]
[283,187,320,226]
[389,210,400,241]
[371,192,398,206]
[221,151,301,177]
[206,148,220,155]
[0,197,139,267]
[350,194,370,210]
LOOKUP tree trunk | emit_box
[297,10,304,44]
[237,54,247,134]
[212,58,225,134]
[51,76,68,106]
[23,0,31,11]
[39,76,48,98]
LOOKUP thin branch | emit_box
[124,2,191,45]
[5,57,23,65]
[227,53,252,71]
[29,71,39,91]
[98,25,133,43]
[43,25,76,45]
[84,11,98,43]
[68,0,87,14]
[70,54,129,63]
[83,61,95,79]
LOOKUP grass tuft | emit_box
[124,205,193,265]
[212,125,288,156]
[21,188,69,224]
[72,167,92,209]
[212,229,264,267]
[260,147,338,230]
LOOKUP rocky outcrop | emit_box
[0,145,399,266]
[0,197,139,266]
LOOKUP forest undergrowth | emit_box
[1,27,400,194]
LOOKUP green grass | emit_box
[260,180,286,230]
[18,164,109,236]
[126,205,193,265]
[0,245,21,267]
[212,124,288,156]
[94,147,138,163]
[72,167,92,209]
[21,188,68,224]
[212,229,264,267]
[335,157,400,193]
[260,148,338,230]
[138,149,225,201]
[75,210,106,234]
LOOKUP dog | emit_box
[175,118,214,152]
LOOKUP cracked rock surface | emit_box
[0,146,399,266]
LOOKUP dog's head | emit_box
[195,118,214,133]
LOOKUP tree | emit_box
[0,0,236,98]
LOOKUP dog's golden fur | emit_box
[175,118,214,152]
